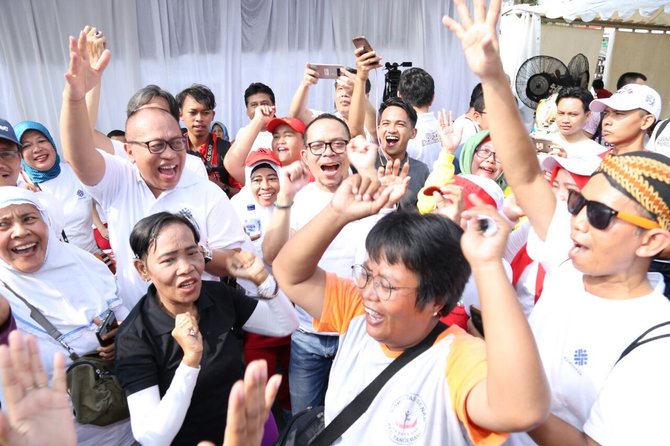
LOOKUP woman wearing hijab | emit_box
[14,121,101,255]
[0,187,134,445]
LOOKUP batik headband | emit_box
[595,152,670,230]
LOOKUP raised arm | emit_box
[261,161,310,263]
[273,173,406,320]
[288,64,319,125]
[444,0,556,239]
[82,26,115,155]
[348,48,381,138]
[60,30,110,186]
[223,105,275,185]
[459,198,550,432]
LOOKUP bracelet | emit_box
[274,201,293,209]
[257,274,278,299]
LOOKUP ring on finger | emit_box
[25,385,36,392]
[95,30,102,37]
[188,328,197,337]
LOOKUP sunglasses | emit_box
[567,190,660,230]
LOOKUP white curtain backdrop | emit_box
[0,0,480,148]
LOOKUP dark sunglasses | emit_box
[567,190,659,230]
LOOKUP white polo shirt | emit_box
[85,150,245,308]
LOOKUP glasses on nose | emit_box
[307,139,348,156]
[474,147,500,164]
[567,190,660,230]
[127,137,188,154]
[351,264,417,301]
[0,151,19,161]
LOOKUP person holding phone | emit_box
[0,187,133,445]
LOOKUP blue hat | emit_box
[0,119,19,146]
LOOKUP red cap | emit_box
[266,116,306,134]
[424,175,502,210]
[245,148,282,167]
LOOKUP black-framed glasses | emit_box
[306,139,348,156]
[351,264,417,301]
[127,137,188,154]
[474,146,500,164]
[567,190,659,230]
[0,150,20,161]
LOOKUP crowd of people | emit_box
[0,1,669,445]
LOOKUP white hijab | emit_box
[0,187,126,344]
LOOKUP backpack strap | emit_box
[615,321,670,365]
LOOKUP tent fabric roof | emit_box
[511,1,670,29]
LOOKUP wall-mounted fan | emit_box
[568,53,590,89]
[515,56,569,109]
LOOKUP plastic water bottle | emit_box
[244,204,262,239]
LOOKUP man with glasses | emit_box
[0,119,22,187]
[59,32,245,308]
[442,0,670,443]
[263,113,390,415]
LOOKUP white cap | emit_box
[539,153,602,177]
[590,83,661,119]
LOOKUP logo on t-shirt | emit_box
[386,393,427,444]
[573,348,589,366]
[76,189,85,199]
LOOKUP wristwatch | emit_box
[200,245,212,264]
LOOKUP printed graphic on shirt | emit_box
[386,393,427,444]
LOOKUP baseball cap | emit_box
[423,174,504,210]
[266,116,306,134]
[589,84,661,119]
[539,153,602,177]
[244,148,282,184]
[0,119,19,146]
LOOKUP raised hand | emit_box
[335,69,355,96]
[460,194,512,265]
[226,251,269,286]
[354,47,382,81]
[277,161,310,205]
[172,312,203,368]
[346,135,377,173]
[432,184,465,224]
[252,105,276,126]
[442,0,503,79]
[437,109,462,155]
[302,64,320,86]
[84,25,107,66]
[0,331,76,446]
[63,29,111,101]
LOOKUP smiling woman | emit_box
[0,187,133,445]
[114,211,298,446]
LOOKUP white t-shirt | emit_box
[290,182,384,331]
[550,133,606,158]
[507,204,670,445]
[85,151,245,308]
[38,163,98,253]
[453,114,479,146]
[647,118,670,157]
[407,112,442,169]
[234,125,273,152]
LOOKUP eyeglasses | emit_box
[351,264,417,301]
[567,190,660,230]
[0,151,20,161]
[474,146,500,164]
[306,139,348,156]
[127,137,188,154]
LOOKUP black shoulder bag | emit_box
[0,280,129,426]
[275,321,447,446]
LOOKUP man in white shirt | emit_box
[60,33,245,308]
[397,67,442,168]
[454,83,487,146]
[0,119,21,187]
[233,83,275,152]
[551,87,606,157]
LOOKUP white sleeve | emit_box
[203,188,245,251]
[84,150,132,208]
[525,200,572,274]
[126,363,200,446]
[242,289,299,336]
[583,342,670,445]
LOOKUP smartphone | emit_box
[310,63,342,80]
[96,310,119,347]
[352,35,373,53]
[469,305,484,337]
